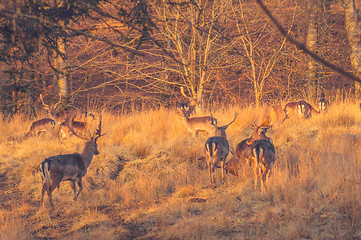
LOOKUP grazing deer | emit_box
[39,113,104,208]
[225,123,272,179]
[251,139,276,193]
[178,105,217,137]
[59,113,96,139]
[204,113,237,186]
[24,118,56,139]
[259,105,287,128]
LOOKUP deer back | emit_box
[42,153,87,180]
[205,137,229,159]
[252,139,275,168]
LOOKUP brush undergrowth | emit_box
[0,103,360,239]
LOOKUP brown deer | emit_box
[204,113,237,186]
[24,118,56,139]
[205,137,229,186]
[225,123,272,179]
[178,105,217,137]
[251,139,276,193]
[39,113,104,208]
[284,100,319,119]
[59,112,96,139]
[180,86,199,117]
[318,93,329,113]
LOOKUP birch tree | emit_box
[344,0,361,96]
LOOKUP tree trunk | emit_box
[344,0,361,97]
[306,0,318,100]
[55,36,68,98]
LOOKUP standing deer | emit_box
[204,113,238,186]
[251,139,276,193]
[24,118,56,139]
[318,93,329,113]
[284,101,306,119]
[180,86,199,117]
[178,105,217,137]
[205,137,229,186]
[225,123,272,179]
[39,113,104,208]
[284,100,319,119]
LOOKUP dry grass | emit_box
[0,102,361,239]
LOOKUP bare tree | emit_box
[344,0,361,97]
[231,0,295,106]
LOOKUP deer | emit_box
[204,113,238,186]
[284,101,307,119]
[178,104,217,137]
[59,112,97,139]
[225,123,272,180]
[39,112,104,208]
[301,100,320,118]
[180,86,199,117]
[284,100,319,119]
[318,93,329,113]
[251,139,276,193]
[24,118,56,139]
[205,137,229,186]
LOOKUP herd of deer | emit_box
[25,92,328,208]
[21,95,103,208]
[178,94,329,193]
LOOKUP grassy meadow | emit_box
[0,101,360,239]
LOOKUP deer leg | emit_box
[220,160,225,181]
[47,177,61,208]
[40,182,47,207]
[47,185,58,208]
[252,164,258,190]
[70,181,77,201]
[242,165,247,180]
[75,178,83,200]
[208,162,213,185]
[259,168,265,194]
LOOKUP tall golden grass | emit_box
[0,101,360,239]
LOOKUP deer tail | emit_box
[40,160,51,182]
[205,141,218,157]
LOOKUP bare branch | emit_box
[255,0,361,84]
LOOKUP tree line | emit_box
[0,0,360,116]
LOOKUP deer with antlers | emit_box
[204,113,238,186]
[39,113,104,208]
